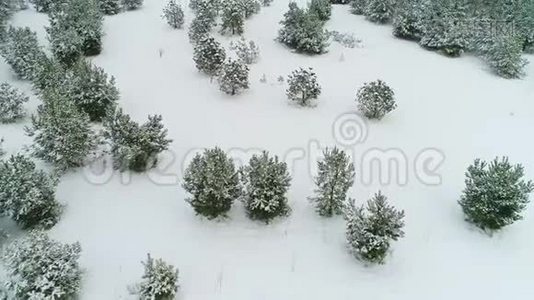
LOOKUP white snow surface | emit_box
[1,1,534,299]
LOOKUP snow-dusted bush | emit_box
[0,83,28,123]
[309,147,355,217]
[241,151,291,222]
[459,157,533,231]
[286,67,321,106]
[26,88,97,172]
[484,34,528,79]
[345,192,405,264]
[230,38,260,64]
[99,0,120,15]
[29,0,54,12]
[104,109,172,172]
[392,0,424,40]
[220,0,244,35]
[136,254,179,300]
[218,59,249,95]
[356,80,396,120]
[0,26,45,80]
[329,31,361,48]
[67,60,120,122]
[308,0,331,21]
[162,0,184,29]
[3,231,82,299]
[365,0,394,24]
[0,154,61,229]
[122,0,143,10]
[193,35,226,77]
[183,147,241,219]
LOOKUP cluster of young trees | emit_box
[351,0,533,78]
[0,82,28,123]
[183,148,292,222]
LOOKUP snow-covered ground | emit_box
[1,1,534,299]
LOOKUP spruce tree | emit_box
[25,88,97,172]
[122,0,143,10]
[0,82,28,123]
[484,34,528,79]
[278,3,329,54]
[0,154,61,229]
[308,0,332,21]
[47,25,84,66]
[193,35,226,77]
[0,26,45,80]
[241,151,292,222]
[286,67,321,106]
[162,0,185,29]
[345,192,405,264]
[309,147,355,217]
[459,157,533,231]
[365,0,394,23]
[392,0,424,40]
[183,147,241,219]
[239,0,260,18]
[277,2,306,49]
[3,232,82,299]
[0,0,12,41]
[188,16,212,44]
[218,59,249,95]
[137,254,179,300]
[356,80,396,120]
[29,0,54,12]
[104,109,172,172]
[350,0,367,15]
[220,0,245,35]
[99,0,120,15]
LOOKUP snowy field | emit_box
[1,0,534,299]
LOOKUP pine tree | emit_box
[392,0,424,40]
[104,109,172,172]
[0,82,28,123]
[356,80,396,120]
[137,254,179,300]
[241,151,292,222]
[365,0,394,23]
[183,147,241,219]
[193,35,226,77]
[0,0,13,41]
[239,0,260,19]
[293,12,329,54]
[484,34,528,79]
[0,154,61,229]
[25,88,97,172]
[345,192,405,264]
[308,0,332,21]
[459,157,534,231]
[3,232,82,299]
[188,16,212,44]
[162,0,185,29]
[99,0,120,15]
[122,0,143,10]
[350,0,367,15]
[230,38,260,64]
[0,137,4,157]
[278,2,306,49]
[218,59,249,95]
[47,25,84,66]
[220,0,245,35]
[286,67,321,106]
[309,147,355,217]
[0,26,45,80]
[260,0,272,6]
[29,0,54,12]
[67,60,120,122]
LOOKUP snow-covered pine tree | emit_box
[193,35,226,77]
[484,34,528,79]
[220,0,245,35]
[350,0,367,15]
[419,0,470,57]
[278,2,306,48]
[0,137,4,156]
[0,82,28,123]
[308,0,332,21]
[137,254,179,300]
[345,192,405,264]
[365,0,394,23]
[3,231,82,299]
[356,79,396,120]
[104,109,172,172]
[218,59,249,95]
[29,0,54,12]
[25,88,97,172]
[392,0,424,40]
[31,55,66,95]
[286,67,321,106]
[122,0,143,10]
[519,0,534,53]
[241,151,292,222]
[67,60,120,122]
[188,16,212,44]
[294,11,329,54]
[0,26,45,80]
[0,0,12,41]
[0,154,61,229]
[309,147,355,217]
[190,0,221,13]
[182,147,241,219]
[260,0,272,6]
[239,0,260,19]
[99,0,120,15]
[459,157,534,231]
[47,24,84,66]
[230,38,260,64]
[162,0,185,29]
